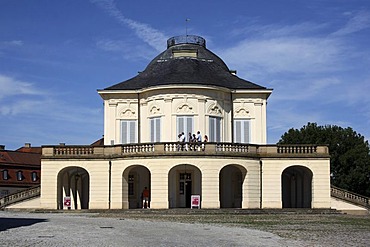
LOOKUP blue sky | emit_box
[1,0,370,149]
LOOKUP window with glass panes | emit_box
[121,120,137,144]
[209,116,221,142]
[177,116,193,141]
[16,171,23,181]
[234,119,250,143]
[150,117,161,142]
[2,170,8,180]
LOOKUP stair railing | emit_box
[0,185,41,209]
[331,185,370,209]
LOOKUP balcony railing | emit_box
[42,143,329,159]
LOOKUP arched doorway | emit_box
[219,165,246,208]
[122,165,151,209]
[57,167,89,210]
[168,164,201,208]
[281,166,313,208]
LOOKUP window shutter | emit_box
[150,117,161,142]
[243,120,250,143]
[235,120,241,143]
[186,117,193,136]
[121,120,137,144]
[177,117,184,134]
[177,116,193,140]
[216,117,221,142]
[234,120,250,143]
[122,121,128,144]
[155,118,160,142]
[209,117,215,141]
[150,118,155,142]
[129,121,136,143]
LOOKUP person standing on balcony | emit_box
[188,132,193,150]
[196,131,202,142]
[180,132,186,142]
[188,132,193,142]
[178,132,185,151]
[202,135,208,151]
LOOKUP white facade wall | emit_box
[100,87,270,146]
[41,157,261,209]
[40,156,331,209]
[261,158,331,208]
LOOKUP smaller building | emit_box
[0,144,41,197]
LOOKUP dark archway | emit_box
[57,166,89,210]
[168,164,201,208]
[281,166,313,208]
[219,165,246,208]
[122,165,151,209]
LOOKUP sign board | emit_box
[191,195,200,209]
[64,196,71,208]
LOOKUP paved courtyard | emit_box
[0,211,305,247]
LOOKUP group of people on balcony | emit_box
[177,131,208,151]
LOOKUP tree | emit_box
[278,122,370,197]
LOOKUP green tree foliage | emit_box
[278,122,370,197]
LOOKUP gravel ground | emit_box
[0,210,369,247]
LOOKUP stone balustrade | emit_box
[331,185,370,209]
[0,185,40,208]
[42,143,329,159]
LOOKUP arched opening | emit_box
[122,165,151,209]
[282,166,313,208]
[57,166,89,210]
[219,165,246,208]
[168,164,201,208]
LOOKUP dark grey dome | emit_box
[105,35,266,90]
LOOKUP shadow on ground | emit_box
[0,217,47,231]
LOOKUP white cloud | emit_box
[0,40,23,47]
[96,39,156,60]
[96,39,125,52]
[0,99,47,116]
[91,0,167,51]
[222,16,370,144]
[220,36,346,78]
[332,10,370,36]
[232,22,329,39]
[0,74,45,100]
[0,74,101,124]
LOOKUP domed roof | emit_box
[105,35,267,91]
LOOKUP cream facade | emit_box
[39,35,331,210]
[101,87,269,145]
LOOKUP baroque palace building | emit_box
[39,35,331,210]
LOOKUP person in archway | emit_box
[142,187,150,209]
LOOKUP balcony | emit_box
[42,143,330,159]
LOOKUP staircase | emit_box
[331,185,370,209]
[0,185,40,209]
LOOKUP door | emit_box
[179,172,192,208]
